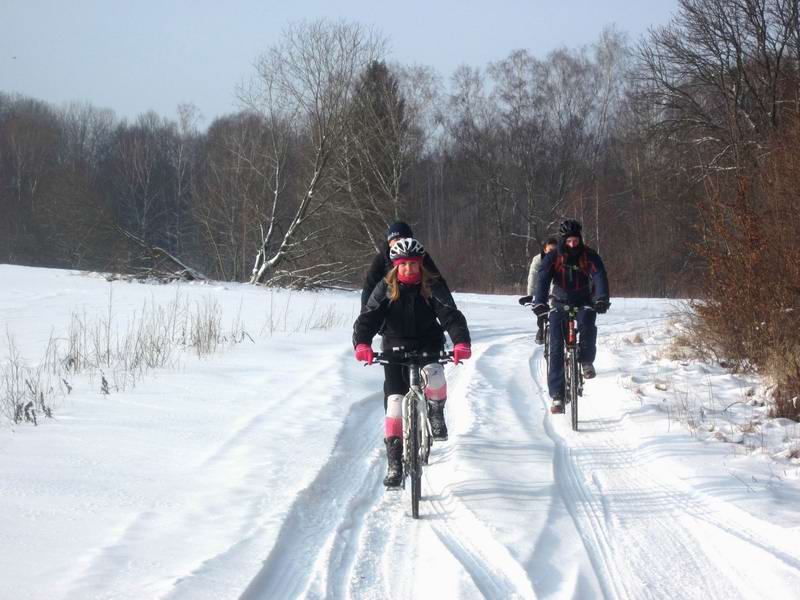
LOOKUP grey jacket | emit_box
[526,253,546,297]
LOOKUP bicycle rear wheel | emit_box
[568,351,579,430]
[409,397,421,519]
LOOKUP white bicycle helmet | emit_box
[389,237,425,260]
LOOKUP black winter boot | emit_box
[428,401,448,441]
[383,437,403,488]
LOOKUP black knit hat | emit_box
[558,219,583,239]
[386,222,414,242]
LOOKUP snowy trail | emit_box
[544,394,800,599]
[239,298,800,600]
[535,315,800,600]
[2,269,800,600]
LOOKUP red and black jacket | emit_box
[533,239,609,307]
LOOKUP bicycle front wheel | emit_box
[544,323,550,365]
[568,351,579,431]
[419,402,431,466]
[409,397,421,519]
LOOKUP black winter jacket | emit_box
[353,279,470,351]
[360,242,447,309]
[534,240,610,307]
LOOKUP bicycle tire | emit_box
[544,323,550,366]
[420,404,431,466]
[568,351,579,430]
[409,396,421,519]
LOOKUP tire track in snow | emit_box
[521,350,636,599]
[329,332,542,599]
[239,391,385,599]
[425,482,539,599]
[589,421,800,581]
[422,334,540,599]
[532,335,799,599]
[482,333,607,598]
[540,379,741,598]
[238,327,540,599]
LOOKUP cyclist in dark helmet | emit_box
[353,238,471,488]
[532,219,610,414]
[360,222,452,310]
[519,237,558,344]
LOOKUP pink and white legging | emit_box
[385,363,447,438]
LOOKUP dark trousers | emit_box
[381,336,444,410]
[547,307,597,398]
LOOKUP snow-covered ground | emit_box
[1,264,799,600]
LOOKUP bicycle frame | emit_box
[554,304,590,430]
[523,300,595,429]
[402,362,431,469]
[373,348,453,519]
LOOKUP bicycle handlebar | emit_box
[372,348,455,366]
[521,301,595,313]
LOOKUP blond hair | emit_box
[385,266,437,302]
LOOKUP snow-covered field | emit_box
[1,264,799,600]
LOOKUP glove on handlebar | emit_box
[532,303,549,317]
[453,343,472,365]
[593,299,610,314]
[355,343,374,364]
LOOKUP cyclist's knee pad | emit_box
[422,363,447,401]
[386,393,403,419]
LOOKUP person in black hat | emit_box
[531,219,610,414]
[359,221,451,309]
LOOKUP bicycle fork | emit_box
[564,316,584,398]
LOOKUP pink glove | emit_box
[453,343,471,365]
[355,343,374,364]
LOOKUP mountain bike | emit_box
[553,304,594,431]
[523,300,593,429]
[373,348,454,519]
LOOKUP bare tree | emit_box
[637,0,800,172]
[240,20,386,286]
[335,60,415,256]
[195,112,284,280]
[108,112,170,244]
[488,49,549,258]
[167,103,202,255]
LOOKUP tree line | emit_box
[2,3,800,415]
[1,18,685,295]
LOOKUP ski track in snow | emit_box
[243,327,544,599]
[533,327,800,599]
[241,305,800,600]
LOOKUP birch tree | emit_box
[241,20,385,286]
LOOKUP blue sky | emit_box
[1,0,679,124]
